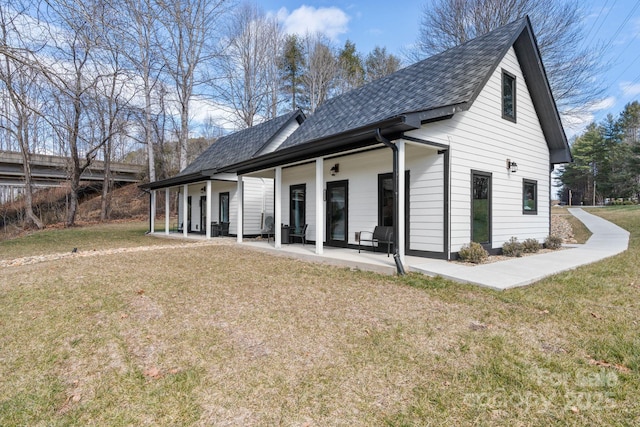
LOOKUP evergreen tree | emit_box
[279,34,305,111]
[618,101,640,199]
[336,40,364,94]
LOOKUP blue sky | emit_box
[261,0,640,137]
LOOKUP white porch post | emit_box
[315,157,324,255]
[205,180,212,238]
[164,187,170,235]
[397,140,406,265]
[182,184,188,237]
[274,167,282,248]
[237,176,243,243]
[150,190,156,233]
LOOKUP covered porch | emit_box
[149,174,273,239]
[234,134,451,273]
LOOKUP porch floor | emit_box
[151,208,629,290]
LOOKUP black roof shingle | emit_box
[280,18,526,149]
[178,109,304,176]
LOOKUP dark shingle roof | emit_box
[281,18,525,149]
[178,109,303,176]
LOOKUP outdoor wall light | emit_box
[506,159,518,173]
[330,163,339,176]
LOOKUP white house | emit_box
[144,17,571,271]
[142,110,305,238]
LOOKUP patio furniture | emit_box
[281,225,290,244]
[211,221,230,237]
[289,224,308,245]
[357,226,393,257]
[262,216,275,242]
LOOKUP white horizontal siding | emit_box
[258,120,300,155]
[276,145,445,253]
[405,143,444,253]
[407,47,551,252]
[180,178,272,236]
[282,163,317,240]
[241,177,273,234]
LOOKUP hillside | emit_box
[0,183,159,241]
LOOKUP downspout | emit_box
[375,129,406,275]
[141,187,151,234]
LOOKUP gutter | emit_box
[224,115,419,175]
[140,187,152,234]
[375,129,406,276]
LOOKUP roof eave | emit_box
[222,115,420,175]
[252,109,306,157]
[513,18,571,163]
[139,172,204,190]
[550,147,573,165]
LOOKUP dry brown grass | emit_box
[1,208,640,425]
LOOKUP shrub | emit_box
[458,242,489,264]
[522,238,541,253]
[544,234,563,250]
[502,236,523,257]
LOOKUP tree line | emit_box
[558,101,640,205]
[0,0,400,228]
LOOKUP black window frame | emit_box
[219,192,230,223]
[378,173,394,227]
[471,170,492,246]
[289,184,306,233]
[502,70,516,122]
[522,179,538,215]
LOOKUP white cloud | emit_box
[561,96,616,137]
[620,81,640,97]
[276,6,350,40]
[592,96,616,111]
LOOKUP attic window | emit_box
[502,70,516,122]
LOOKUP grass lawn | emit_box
[0,221,192,260]
[1,207,639,425]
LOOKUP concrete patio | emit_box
[156,208,630,290]
[240,208,630,290]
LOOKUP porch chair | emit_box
[357,225,393,257]
[211,221,230,237]
[262,216,275,242]
[289,224,308,245]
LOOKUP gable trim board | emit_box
[143,16,571,266]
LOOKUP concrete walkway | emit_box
[410,208,630,290]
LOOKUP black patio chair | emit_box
[289,224,308,245]
[212,221,230,237]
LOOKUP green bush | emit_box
[458,242,489,264]
[544,234,563,250]
[502,237,523,257]
[522,238,541,253]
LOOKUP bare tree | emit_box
[0,4,43,228]
[364,46,400,83]
[416,0,604,115]
[156,0,228,171]
[92,49,132,220]
[301,34,337,113]
[37,0,119,226]
[217,2,282,128]
[120,0,164,183]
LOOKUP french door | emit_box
[326,180,348,247]
[472,171,491,246]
